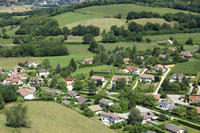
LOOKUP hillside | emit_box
[0,101,114,133]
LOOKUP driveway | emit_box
[167,94,189,106]
[132,68,148,90]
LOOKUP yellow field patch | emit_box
[0,5,32,13]
[63,18,126,32]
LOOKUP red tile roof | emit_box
[189,96,200,102]
[17,88,34,97]
[197,107,200,114]
[126,66,139,71]
[65,78,74,81]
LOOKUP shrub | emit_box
[110,122,122,129]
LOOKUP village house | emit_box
[11,73,27,80]
[112,75,130,85]
[3,77,23,85]
[29,77,42,85]
[137,56,144,60]
[38,69,50,77]
[62,100,71,105]
[101,112,127,125]
[180,51,193,58]
[45,89,63,95]
[165,123,185,133]
[139,74,154,82]
[91,75,105,86]
[82,58,93,64]
[12,66,25,74]
[65,78,74,91]
[122,66,140,74]
[169,73,184,82]
[159,54,166,59]
[99,98,114,107]
[159,100,177,112]
[141,111,158,124]
[189,96,200,103]
[153,64,165,72]
[168,47,176,51]
[17,88,35,100]
[26,61,40,68]
[67,90,79,98]
[77,96,90,104]
[152,94,161,101]
[88,105,103,115]
[123,58,130,64]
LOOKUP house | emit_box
[45,89,63,95]
[99,98,114,107]
[12,73,27,80]
[139,74,154,82]
[112,75,130,85]
[137,56,144,60]
[38,69,50,77]
[91,75,105,86]
[77,96,90,104]
[88,105,103,115]
[26,61,40,68]
[123,58,130,64]
[159,54,166,59]
[67,90,79,98]
[180,51,193,58]
[65,78,74,91]
[12,66,25,73]
[30,77,41,85]
[189,96,200,103]
[141,111,158,124]
[152,94,161,101]
[197,107,200,114]
[122,66,140,74]
[168,47,176,51]
[165,123,185,133]
[101,112,126,124]
[82,58,93,64]
[169,73,184,82]
[159,100,177,112]
[62,100,71,105]
[153,64,165,72]
[17,88,35,99]
[3,78,23,85]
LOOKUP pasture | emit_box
[52,12,101,27]
[0,101,114,133]
[171,61,200,75]
[76,4,197,18]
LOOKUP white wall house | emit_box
[38,69,50,77]
[139,74,154,82]
[101,112,126,125]
[26,62,40,68]
[17,88,35,100]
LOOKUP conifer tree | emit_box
[68,58,77,71]
[56,63,61,72]
[0,92,4,109]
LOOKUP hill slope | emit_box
[0,101,114,133]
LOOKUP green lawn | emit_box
[171,61,200,75]
[76,4,197,18]
[0,101,114,133]
[52,12,102,27]
[179,124,200,133]
[144,33,200,44]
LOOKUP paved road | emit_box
[153,67,171,94]
[132,68,148,90]
[188,83,194,95]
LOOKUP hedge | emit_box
[178,119,200,130]
[154,127,168,133]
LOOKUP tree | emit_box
[185,38,193,45]
[146,38,151,43]
[114,55,123,67]
[73,79,84,91]
[42,59,52,69]
[88,40,98,53]
[115,78,126,90]
[56,78,67,90]
[158,114,168,121]
[94,90,107,104]
[0,92,4,109]
[64,34,68,40]
[89,70,94,77]
[83,108,94,117]
[50,74,60,88]
[117,13,122,19]
[88,80,97,95]
[68,58,77,72]
[5,104,30,127]
[83,34,94,44]
[128,108,143,125]
[56,63,61,72]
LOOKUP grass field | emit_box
[76,4,197,18]
[0,101,114,133]
[131,18,177,27]
[144,33,200,44]
[0,5,32,13]
[171,61,200,75]
[64,18,126,32]
[53,12,102,27]
[179,124,200,133]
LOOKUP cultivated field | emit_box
[0,5,32,13]
[53,12,101,27]
[76,4,197,18]
[0,101,114,133]
[171,61,200,75]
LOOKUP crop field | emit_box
[144,33,200,44]
[171,61,200,75]
[53,12,102,27]
[0,101,114,133]
[0,5,32,13]
[65,18,126,32]
[76,4,197,18]
[130,18,177,27]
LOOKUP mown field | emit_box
[171,61,200,75]
[0,5,32,13]
[76,4,197,18]
[0,101,114,133]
